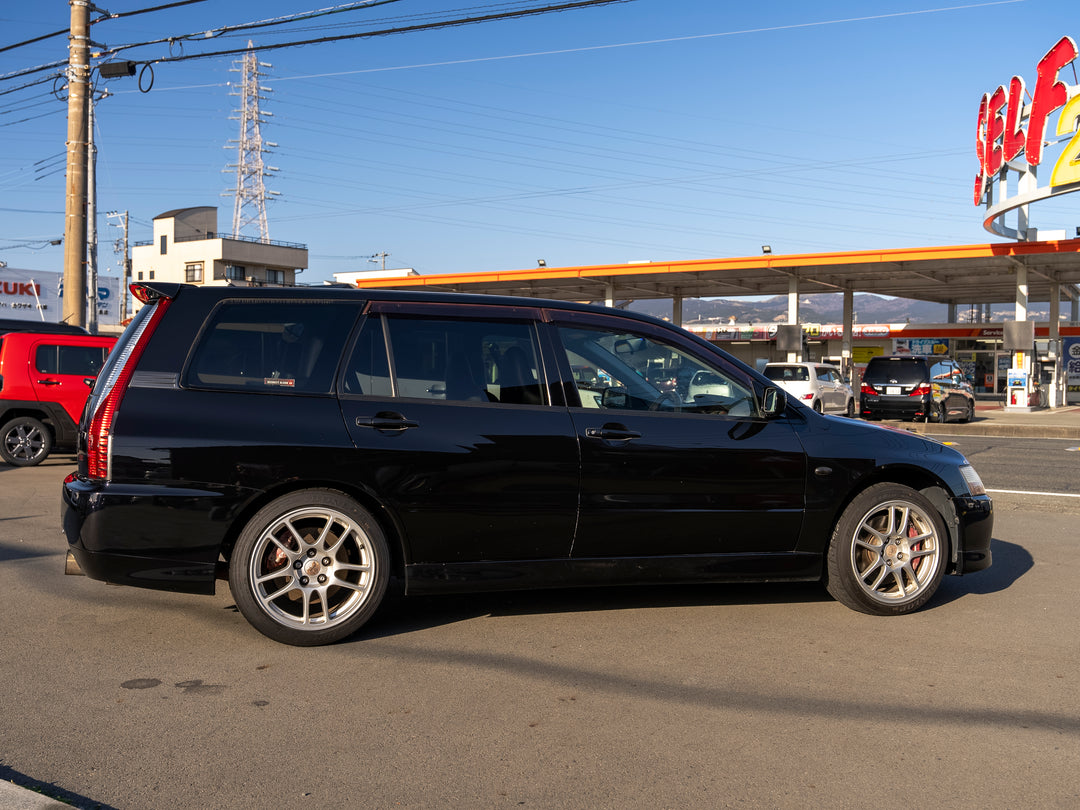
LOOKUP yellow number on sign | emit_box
[1050,93,1080,187]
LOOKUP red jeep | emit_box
[0,330,117,466]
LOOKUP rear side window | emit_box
[863,359,927,385]
[186,301,357,394]
[341,314,545,405]
[35,344,109,376]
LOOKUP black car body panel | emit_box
[61,284,993,635]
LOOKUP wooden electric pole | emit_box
[63,0,91,328]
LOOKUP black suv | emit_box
[62,284,993,645]
[860,355,976,423]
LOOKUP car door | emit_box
[28,340,109,423]
[337,303,580,565]
[548,311,807,558]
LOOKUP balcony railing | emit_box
[134,233,307,250]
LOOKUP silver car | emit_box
[764,362,855,416]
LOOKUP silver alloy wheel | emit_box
[1,417,51,466]
[848,499,942,606]
[248,505,377,630]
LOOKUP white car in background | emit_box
[763,362,856,416]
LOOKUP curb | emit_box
[0,780,75,810]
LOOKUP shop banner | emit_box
[1065,337,1080,396]
[893,338,949,355]
[0,267,120,326]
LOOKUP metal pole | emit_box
[120,211,129,321]
[87,92,98,334]
[63,0,90,328]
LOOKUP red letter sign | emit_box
[1025,35,1078,166]
[986,85,1008,175]
[1003,75,1027,163]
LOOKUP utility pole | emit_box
[108,210,130,322]
[369,252,390,271]
[87,91,98,334]
[63,0,91,328]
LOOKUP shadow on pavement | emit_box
[0,764,118,810]
[358,579,831,639]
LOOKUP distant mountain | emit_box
[629,293,1042,324]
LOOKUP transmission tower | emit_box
[225,41,279,242]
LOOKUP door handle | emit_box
[585,425,641,442]
[354,412,419,432]
[35,379,61,386]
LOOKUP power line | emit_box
[96,0,633,64]
[0,0,211,55]
[102,0,403,55]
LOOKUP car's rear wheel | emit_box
[229,489,390,646]
[812,400,823,413]
[0,417,52,467]
[825,484,948,615]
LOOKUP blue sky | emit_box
[2,0,1079,285]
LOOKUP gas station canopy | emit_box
[349,240,1080,307]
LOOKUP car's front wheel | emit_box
[229,489,390,646]
[845,398,855,418]
[0,416,52,466]
[825,484,948,615]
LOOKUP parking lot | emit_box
[2,450,1079,809]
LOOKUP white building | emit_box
[131,207,308,289]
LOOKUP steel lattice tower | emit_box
[225,41,278,242]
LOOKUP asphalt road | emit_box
[1,449,1078,810]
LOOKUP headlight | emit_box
[959,464,986,496]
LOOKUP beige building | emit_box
[131,207,308,290]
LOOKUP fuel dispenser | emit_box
[1004,320,1038,410]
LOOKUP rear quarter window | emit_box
[185,301,358,394]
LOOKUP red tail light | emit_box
[860,383,877,396]
[909,383,931,396]
[86,296,171,479]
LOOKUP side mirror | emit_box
[83,377,96,388]
[601,387,629,409]
[762,386,787,418]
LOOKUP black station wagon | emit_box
[62,283,993,645]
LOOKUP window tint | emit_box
[35,344,108,376]
[341,315,393,397]
[557,323,756,416]
[349,315,545,405]
[187,301,357,394]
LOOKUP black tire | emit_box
[936,402,948,423]
[960,401,974,423]
[825,483,949,616]
[845,398,855,418]
[0,417,53,467]
[812,400,823,413]
[229,489,390,646]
